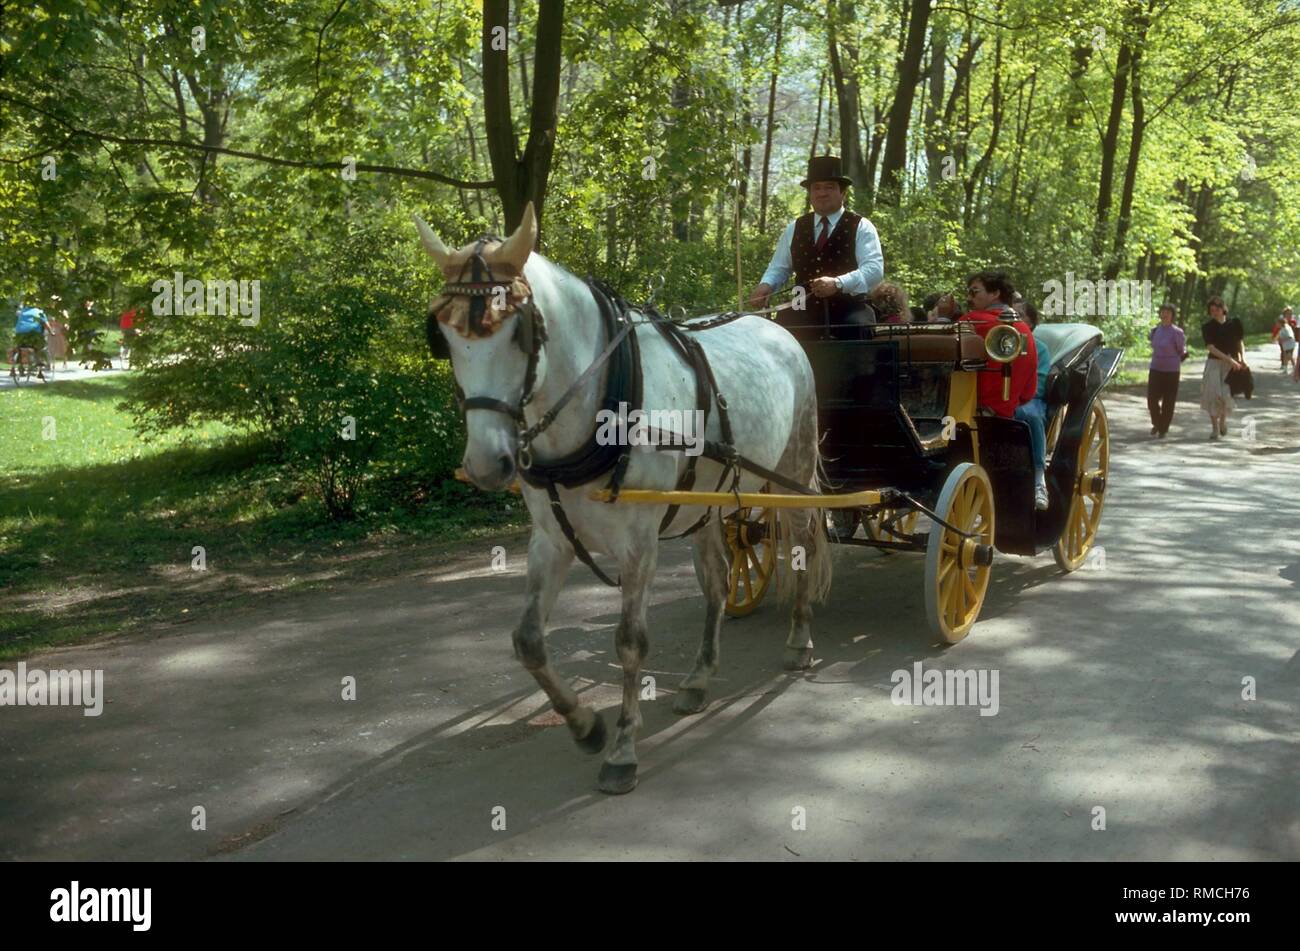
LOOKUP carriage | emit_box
[425,204,1127,793]
[589,309,1122,644]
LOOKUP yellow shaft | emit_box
[588,487,882,509]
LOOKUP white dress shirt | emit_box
[759,206,885,296]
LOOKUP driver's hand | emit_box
[747,284,772,309]
[810,277,838,298]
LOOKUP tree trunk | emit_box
[1106,4,1153,280]
[482,0,564,236]
[759,0,786,232]
[1065,42,1093,130]
[606,202,617,268]
[515,0,530,112]
[1007,66,1037,217]
[963,32,1002,227]
[877,0,933,205]
[809,70,826,160]
[672,77,692,241]
[465,115,489,221]
[1094,28,1134,261]
[827,1,868,204]
[1179,185,1213,317]
[924,23,946,187]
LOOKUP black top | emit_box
[1202,317,1243,360]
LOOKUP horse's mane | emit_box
[524,251,605,311]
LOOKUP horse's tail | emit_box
[773,411,833,605]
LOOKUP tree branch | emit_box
[0,94,496,188]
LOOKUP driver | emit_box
[748,155,884,324]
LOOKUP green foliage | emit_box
[3,0,1299,522]
[126,221,462,517]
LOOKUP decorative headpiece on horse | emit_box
[415,204,546,362]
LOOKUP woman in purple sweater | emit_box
[1147,303,1188,438]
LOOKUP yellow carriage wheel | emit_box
[1054,400,1110,572]
[724,487,777,617]
[924,463,995,644]
[864,508,923,552]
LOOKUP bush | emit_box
[127,221,463,518]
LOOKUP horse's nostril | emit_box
[497,454,515,479]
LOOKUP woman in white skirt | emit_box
[1200,296,1245,441]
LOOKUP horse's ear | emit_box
[496,202,537,271]
[413,214,450,266]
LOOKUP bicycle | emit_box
[6,344,49,385]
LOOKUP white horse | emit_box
[415,204,831,794]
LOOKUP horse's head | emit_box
[414,203,542,491]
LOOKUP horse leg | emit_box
[512,528,607,754]
[782,509,818,670]
[598,529,657,795]
[781,402,826,671]
[673,519,729,715]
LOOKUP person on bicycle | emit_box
[12,302,51,358]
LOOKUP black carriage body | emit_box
[784,314,1121,557]
[805,338,966,505]
[978,338,1121,555]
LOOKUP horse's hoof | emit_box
[782,647,814,670]
[597,762,638,795]
[573,712,607,754]
[672,688,709,716]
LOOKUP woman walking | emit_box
[1148,303,1187,437]
[1276,309,1296,375]
[46,311,69,370]
[1200,296,1245,441]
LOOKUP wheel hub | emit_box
[958,537,992,567]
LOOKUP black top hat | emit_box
[800,155,853,188]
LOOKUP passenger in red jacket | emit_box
[963,271,1038,418]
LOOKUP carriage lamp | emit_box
[985,319,1026,401]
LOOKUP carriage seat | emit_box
[870,323,986,363]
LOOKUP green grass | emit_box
[0,376,524,657]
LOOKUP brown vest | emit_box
[791,210,864,321]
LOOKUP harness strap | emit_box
[645,317,710,536]
[545,482,620,587]
[462,396,523,421]
[643,436,816,497]
[517,279,642,490]
[519,318,634,448]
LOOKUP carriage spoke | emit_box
[940,561,959,607]
[729,550,743,591]
[961,572,978,618]
[951,569,966,622]
[938,559,957,587]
